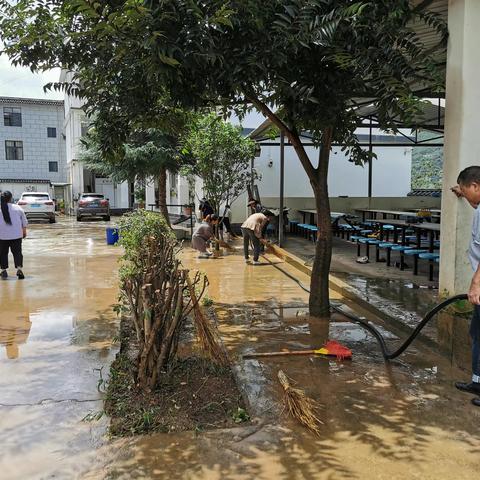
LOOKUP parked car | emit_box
[76,193,110,221]
[17,192,56,223]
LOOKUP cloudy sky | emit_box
[0,54,63,100]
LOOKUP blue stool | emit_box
[390,245,414,270]
[307,225,318,242]
[403,248,428,274]
[376,241,394,264]
[419,252,440,281]
[358,238,382,258]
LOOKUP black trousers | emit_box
[241,228,261,261]
[0,238,23,269]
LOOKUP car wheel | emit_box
[104,215,111,221]
[49,216,56,224]
[76,216,82,222]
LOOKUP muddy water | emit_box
[0,218,121,479]
[4,228,480,480]
[98,243,480,479]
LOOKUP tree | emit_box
[181,113,257,215]
[0,0,447,316]
[79,127,185,225]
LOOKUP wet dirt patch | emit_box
[105,320,248,437]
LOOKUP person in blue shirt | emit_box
[0,191,28,280]
[452,166,480,406]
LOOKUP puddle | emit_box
[0,218,121,479]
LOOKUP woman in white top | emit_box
[0,191,28,279]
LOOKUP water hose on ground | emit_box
[261,254,468,360]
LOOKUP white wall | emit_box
[253,141,412,198]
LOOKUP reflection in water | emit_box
[0,282,31,359]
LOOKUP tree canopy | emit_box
[181,113,257,215]
[0,0,447,314]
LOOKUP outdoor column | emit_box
[439,0,480,295]
[279,132,285,246]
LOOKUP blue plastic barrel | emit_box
[106,227,119,245]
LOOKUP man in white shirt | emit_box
[452,166,480,406]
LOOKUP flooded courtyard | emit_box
[1,219,479,479]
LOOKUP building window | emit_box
[47,127,57,138]
[49,161,58,172]
[3,107,22,127]
[5,140,23,160]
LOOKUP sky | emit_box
[0,54,63,100]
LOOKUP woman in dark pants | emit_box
[0,191,28,280]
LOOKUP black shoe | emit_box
[16,269,24,280]
[455,381,480,394]
[1,270,7,280]
[472,397,480,407]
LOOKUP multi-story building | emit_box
[61,70,132,214]
[0,96,67,201]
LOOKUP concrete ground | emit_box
[1,220,479,480]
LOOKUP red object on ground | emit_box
[322,340,352,360]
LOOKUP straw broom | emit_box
[186,275,229,366]
[277,370,323,436]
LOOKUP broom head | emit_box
[315,340,352,360]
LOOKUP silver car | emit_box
[76,193,110,221]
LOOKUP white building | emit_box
[0,96,67,201]
[60,71,132,213]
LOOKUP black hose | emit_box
[261,254,468,360]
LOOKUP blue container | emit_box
[106,227,119,245]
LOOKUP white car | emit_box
[17,192,56,223]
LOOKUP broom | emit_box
[217,239,236,252]
[278,370,323,436]
[186,275,229,366]
[244,340,352,360]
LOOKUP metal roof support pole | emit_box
[279,132,285,247]
[368,117,373,204]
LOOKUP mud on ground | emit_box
[105,318,249,436]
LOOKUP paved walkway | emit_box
[1,222,479,480]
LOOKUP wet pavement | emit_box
[2,223,480,479]
[101,242,480,479]
[0,217,121,479]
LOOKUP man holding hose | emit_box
[452,166,480,406]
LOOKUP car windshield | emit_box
[82,195,104,199]
[22,194,50,200]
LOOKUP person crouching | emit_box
[192,214,219,259]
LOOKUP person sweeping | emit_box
[191,214,219,259]
[452,166,480,406]
[241,211,273,265]
[0,191,27,280]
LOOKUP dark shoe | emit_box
[16,269,24,280]
[1,270,7,280]
[455,381,480,394]
[472,397,480,407]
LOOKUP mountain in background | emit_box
[411,131,443,189]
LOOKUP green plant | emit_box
[181,113,257,215]
[202,296,214,307]
[232,407,250,424]
[117,210,173,272]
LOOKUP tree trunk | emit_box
[245,95,333,316]
[309,129,333,318]
[158,166,170,226]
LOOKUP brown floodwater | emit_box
[2,226,480,479]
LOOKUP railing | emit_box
[148,203,195,237]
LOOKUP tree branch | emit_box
[245,94,316,180]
